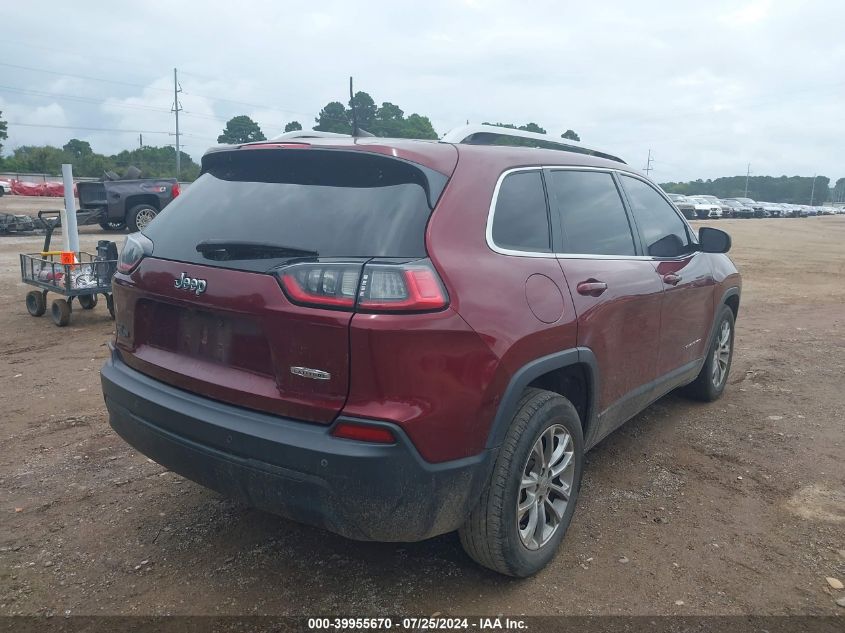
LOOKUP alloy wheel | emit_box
[135,208,158,230]
[711,320,732,388]
[517,424,575,550]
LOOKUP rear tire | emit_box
[682,305,735,401]
[51,299,71,327]
[106,294,116,320]
[26,291,46,316]
[459,388,584,577]
[127,204,159,232]
[78,294,98,310]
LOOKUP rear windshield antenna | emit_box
[349,76,374,138]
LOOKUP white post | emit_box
[60,164,79,254]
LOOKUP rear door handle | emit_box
[576,280,608,296]
[663,273,681,286]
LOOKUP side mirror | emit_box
[698,227,731,253]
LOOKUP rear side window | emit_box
[546,170,636,256]
[491,170,551,252]
[143,149,446,272]
[620,175,693,258]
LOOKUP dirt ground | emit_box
[1,196,843,616]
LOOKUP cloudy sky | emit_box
[1,0,843,184]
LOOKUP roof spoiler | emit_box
[441,124,626,164]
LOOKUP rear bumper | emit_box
[101,349,493,542]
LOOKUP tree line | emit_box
[660,175,835,205]
[2,105,840,200]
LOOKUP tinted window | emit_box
[491,170,551,252]
[621,176,693,258]
[546,170,636,256]
[144,150,443,272]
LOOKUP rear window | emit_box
[143,149,447,271]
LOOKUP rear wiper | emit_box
[196,240,319,261]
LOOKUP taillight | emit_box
[358,261,448,312]
[171,182,181,198]
[117,233,154,274]
[331,420,396,444]
[275,259,448,313]
[278,263,361,309]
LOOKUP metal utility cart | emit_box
[19,210,118,327]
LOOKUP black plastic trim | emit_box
[101,349,493,542]
[485,347,599,450]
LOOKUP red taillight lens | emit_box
[276,259,448,313]
[171,182,181,198]
[358,261,448,312]
[117,233,153,274]
[331,421,396,444]
[278,263,361,309]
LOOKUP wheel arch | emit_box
[125,194,161,213]
[485,348,599,451]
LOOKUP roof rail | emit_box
[440,124,626,164]
[270,130,352,141]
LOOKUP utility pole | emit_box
[744,163,751,197]
[643,149,654,176]
[810,174,817,206]
[139,133,143,149]
[171,68,183,179]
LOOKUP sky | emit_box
[1,0,843,184]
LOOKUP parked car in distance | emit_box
[0,179,11,196]
[687,196,723,219]
[758,201,782,218]
[77,169,181,232]
[725,197,765,218]
[721,199,755,218]
[667,193,697,220]
[694,195,732,218]
[101,125,741,577]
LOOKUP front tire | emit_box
[78,294,98,310]
[26,291,46,316]
[682,305,735,401]
[51,299,71,327]
[127,204,159,232]
[459,388,584,577]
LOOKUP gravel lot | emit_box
[1,196,843,616]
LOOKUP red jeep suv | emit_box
[101,125,740,577]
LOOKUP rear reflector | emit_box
[331,421,396,444]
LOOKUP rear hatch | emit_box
[115,146,452,423]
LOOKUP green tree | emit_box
[0,110,7,157]
[3,145,69,174]
[348,91,377,131]
[400,113,438,139]
[217,115,266,144]
[561,129,580,141]
[372,102,405,136]
[520,122,546,134]
[63,138,93,160]
[284,121,302,132]
[314,101,351,133]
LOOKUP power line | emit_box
[8,122,171,134]
[0,61,171,93]
[0,84,173,114]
